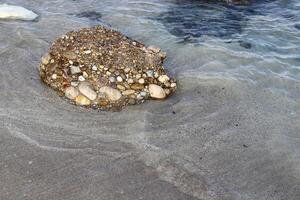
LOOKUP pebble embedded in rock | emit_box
[70,65,81,74]
[41,53,51,65]
[158,75,170,83]
[75,95,91,106]
[99,86,122,101]
[78,82,97,100]
[39,26,177,111]
[149,84,166,99]
[123,90,135,96]
[65,86,79,100]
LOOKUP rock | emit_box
[116,76,123,82]
[123,90,135,96]
[158,75,170,83]
[146,70,154,77]
[92,65,97,71]
[75,95,91,106]
[130,83,144,90]
[149,84,166,99]
[78,75,85,82]
[70,65,81,74]
[78,82,97,100]
[39,26,177,111]
[41,53,51,65]
[0,4,38,21]
[117,85,126,91]
[138,78,145,84]
[99,86,122,101]
[51,74,57,80]
[171,83,177,88]
[109,76,116,83]
[65,86,79,100]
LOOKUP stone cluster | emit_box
[39,26,176,111]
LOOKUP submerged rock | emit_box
[39,26,177,111]
[0,4,38,21]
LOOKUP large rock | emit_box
[0,4,38,21]
[39,26,177,111]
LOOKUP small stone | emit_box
[146,70,154,77]
[70,65,81,74]
[123,90,135,96]
[92,65,98,71]
[131,83,144,90]
[51,74,57,80]
[132,42,137,46]
[41,53,51,65]
[84,50,92,54]
[82,71,88,78]
[78,82,97,100]
[164,88,171,95]
[158,75,170,83]
[138,78,145,84]
[98,92,106,99]
[117,76,123,82]
[106,71,111,76]
[127,78,134,84]
[117,84,126,91]
[99,99,109,107]
[135,74,142,79]
[64,51,77,60]
[71,81,79,87]
[99,65,104,69]
[154,72,159,78]
[140,91,147,97]
[149,84,166,99]
[99,86,122,101]
[75,95,91,106]
[65,86,79,100]
[109,76,116,83]
[69,60,73,65]
[171,83,177,88]
[78,75,85,82]
[124,68,131,73]
[136,94,143,100]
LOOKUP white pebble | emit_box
[99,86,122,101]
[138,78,145,84]
[78,75,85,81]
[117,76,123,82]
[149,84,166,99]
[92,65,97,71]
[84,50,92,54]
[158,75,170,83]
[78,82,97,100]
[65,86,79,100]
[51,74,57,80]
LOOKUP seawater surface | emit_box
[0,0,299,200]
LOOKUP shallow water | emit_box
[0,0,300,199]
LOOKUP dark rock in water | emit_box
[154,0,292,44]
[239,40,252,49]
[154,0,250,42]
[75,11,102,21]
[39,26,177,111]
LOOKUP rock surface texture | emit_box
[39,26,176,111]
